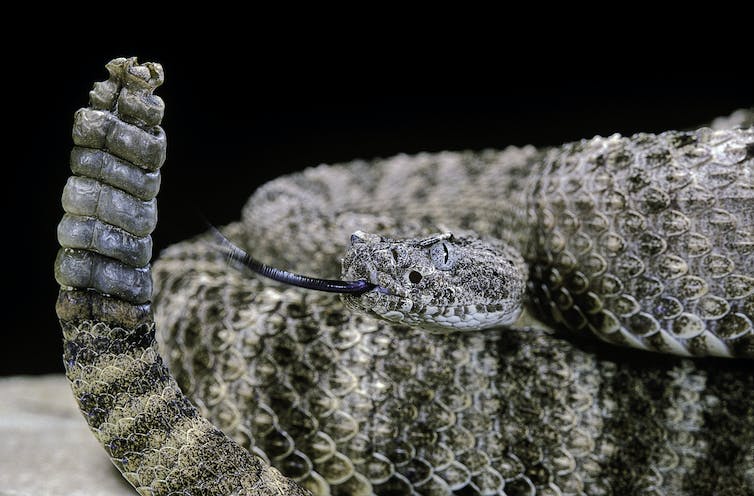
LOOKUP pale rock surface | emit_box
[0,375,135,495]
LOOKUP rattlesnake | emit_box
[55,58,754,495]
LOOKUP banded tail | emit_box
[55,57,310,496]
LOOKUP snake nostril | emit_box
[409,270,423,284]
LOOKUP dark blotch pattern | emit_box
[154,224,754,495]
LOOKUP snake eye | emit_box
[430,241,455,270]
[408,270,423,284]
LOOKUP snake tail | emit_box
[54,57,310,496]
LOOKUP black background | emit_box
[5,45,752,375]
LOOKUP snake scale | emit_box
[54,58,754,495]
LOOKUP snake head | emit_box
[341,230,526,332]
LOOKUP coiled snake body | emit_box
[55,59,754,495]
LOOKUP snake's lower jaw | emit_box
[343,288,525,333]
[400,302,525,332]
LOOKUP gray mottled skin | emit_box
[240,132,754,358]
[57,59,754,495]
[155,125,754,495]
